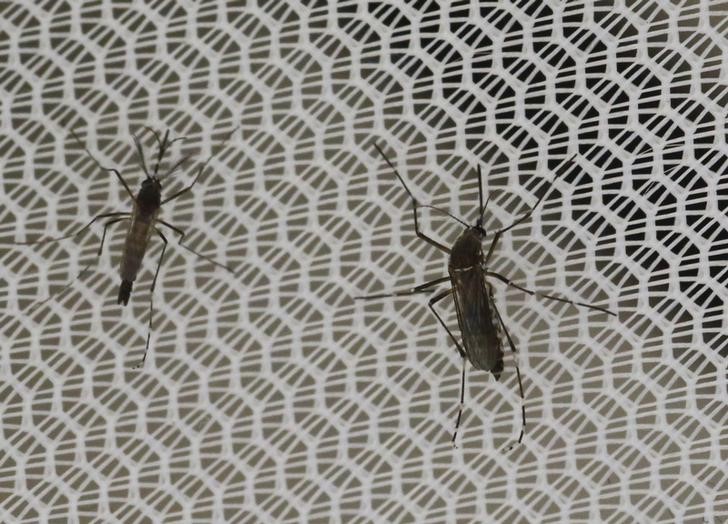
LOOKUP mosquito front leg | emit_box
[411,205,452,254]
[155,219,235,274]
[372,142,451,255]
[486,270,617,316]
[161,126,239,205]
[483,230,502,266]
[70,130,136,201]
[484,154,579,265]
[131,131,152,178]
[502,154,578,234]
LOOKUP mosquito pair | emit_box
[357,143,616,447]
[7,127,236,367]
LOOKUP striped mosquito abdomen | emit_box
[117,178,162,305]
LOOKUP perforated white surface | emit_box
[1,1,727,522]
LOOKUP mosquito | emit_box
[6,127,237,367]
[357,142,616,447]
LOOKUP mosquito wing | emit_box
[450,267,504,378]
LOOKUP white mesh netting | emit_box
[1,1,727,522]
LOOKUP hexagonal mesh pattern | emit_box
[1,1,727,522]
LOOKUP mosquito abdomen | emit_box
[450,267,505,376]
[117,205,158,306]
[118,280,133,305]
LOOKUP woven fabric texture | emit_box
[0,1,726,522]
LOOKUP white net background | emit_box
[1,0,727,522]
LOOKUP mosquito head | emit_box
[134,127,189,181]
[137,177,162,213]
[474,220,487,238]
[450,227,486,269]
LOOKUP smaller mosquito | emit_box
[357,142,616,447]
[6,127,237,367]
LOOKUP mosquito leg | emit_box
[411,205,452,254]
[486,270,617,316]
[134,127,189,178]
[143,127,164,150]
[135,228,168,368]
[483,230,502,266]
[154,219,235,274]
[160,160,204,204]
[70,130,136,201]
[419,205,469,228]
[354,275,450,300]
[483,154,580,265]
[451,354,467,446]
[372,142,451,254]
[26,217,128,313]
[151,130,173,176]
[163,155,191,178]
[161,126,239,205]
[5,212,129,246]
[475,165,496,228]
[499,153,578,235]
[490,300,526,449]
[477,164,484,220]
[427,288,470,444]
[428,288,463,357]
[131,130,151,178]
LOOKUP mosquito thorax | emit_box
[137,178,162,214]
[449,227,485,270]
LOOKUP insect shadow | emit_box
[6,127,237,367]
[357,142,616,447]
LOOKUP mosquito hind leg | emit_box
[490,300,526,449]
[427,288,471,445]
[486,270,616,316]
[135,228,168,368]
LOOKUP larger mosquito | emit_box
[8,127,236,367]
[357,142,616,446]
